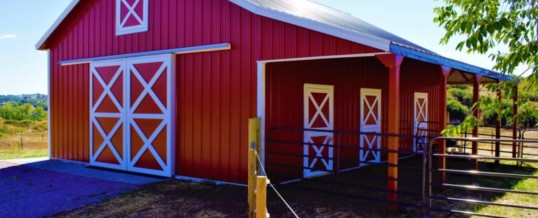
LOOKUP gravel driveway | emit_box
[0,159,161,217]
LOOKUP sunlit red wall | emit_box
[45,0,380,183]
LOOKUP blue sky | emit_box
[0,0,71,94]
[0,0,522,95]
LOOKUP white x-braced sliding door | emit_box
[413,92,428,153]
[90,54,174,177]
[303,84,334,178]
[90,60,127,170]
[360,88,382,165]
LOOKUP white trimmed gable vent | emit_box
[116,0,149,35]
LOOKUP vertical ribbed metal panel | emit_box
[265,58,388,180]
[400,59,442,153]
[47,0,387,183]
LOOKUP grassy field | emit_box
[441,127,538,217]
[0,126,48,160]
[476,129,538,217]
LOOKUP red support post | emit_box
[512,84,519,158]
[439,66,451,183]
[376,54,404,211]
[495,86,501,165]
[472,75,481,170]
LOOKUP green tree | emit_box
[434,0,538,77]
[434,0,538,134]
[32,120,48,140]
[519,101,538,128]
[447,99,469,122]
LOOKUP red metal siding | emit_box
[400,59,443,153]
[46,0,392,183]
[265,58,444,180]
[265,58,389,180]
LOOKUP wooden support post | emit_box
[472,75,481,170]
[495,87,501,165]
[512,84,519,158]
[248,149,257,218]
[439,66,450,184]
[256,176,269,218]
[248,117,261,218]
[249,118,262,172]
[376,54,404,211]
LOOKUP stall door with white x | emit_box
[90,54,174,177]
[359,88,382,165]
[413,92,428,153]
[303,84,334,178]
[90,60,127,170]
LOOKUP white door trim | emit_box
[359,88,382,164]
[89,59,127,170]
[413,92,429,153]
[303,83,334,178]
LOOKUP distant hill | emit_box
[0,94,48,110]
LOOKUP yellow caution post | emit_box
[248,117,261,218]
[256,176,269,218]
[248,149,257,218]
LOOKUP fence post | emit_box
[249,118,262,172]
[248,118,261,218]
[256,176,269,218]
[248,149,257,218]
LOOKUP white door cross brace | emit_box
[414,93,428,153]
[303,84,334,178]
[360,88,382,164]
[120,0,143,27]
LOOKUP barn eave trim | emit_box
[59,43,231,66]
[36,0,80,50]
[389,43,518,82]
[229,0,391,52]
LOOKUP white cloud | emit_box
[0,34,17,39]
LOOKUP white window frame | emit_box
[116,0,149,36]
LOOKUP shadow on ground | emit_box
[0,159,161,217]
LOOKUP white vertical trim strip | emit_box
[47,50,52,159]
[256,62,266,169]
[169,54,177,176]
[123,60,130,169]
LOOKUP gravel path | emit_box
[0,161,138,217]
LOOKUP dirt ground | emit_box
[55,157,424,218]
[47,128,538,217]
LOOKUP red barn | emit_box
[37,0,511,184]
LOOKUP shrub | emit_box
[447,99,469,122]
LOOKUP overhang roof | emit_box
[36,0,516,82]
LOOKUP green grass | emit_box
[470,161,538,217]
[0,148,48,160]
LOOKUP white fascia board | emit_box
[229,0,391,52]
[36,0,81,50]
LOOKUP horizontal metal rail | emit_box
[443,183,538,195]
[434,136,538,143]
[427,136,538,217]
[434,154,538,163]
[439,169,538,179]
[449,210,508,218]
[433,196,538,210]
